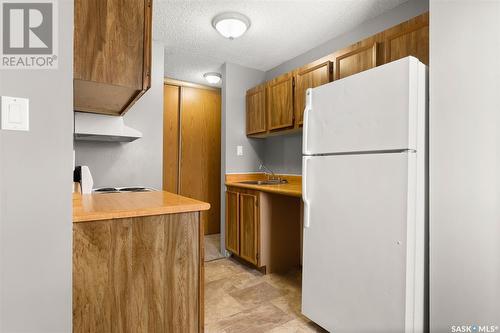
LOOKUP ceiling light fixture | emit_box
[203,72,222,84]
[212,12,251,39]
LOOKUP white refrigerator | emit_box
[301,57,427,333]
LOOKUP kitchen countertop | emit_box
[225,173,302,198]
[73,191,210,223]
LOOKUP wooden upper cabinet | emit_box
[225,191,240,255]
[294,60,333,126]
[246,84,267,135]
[266,73,294,131]
[244,12,428,137]
[384,13,429,65]
[335,42,378,80]
[74,0,152,115]
[239,193,259,266]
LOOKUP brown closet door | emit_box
[163,84,180,193]
[180,86,221,235]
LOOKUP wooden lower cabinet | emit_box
[73,212,203,333]
[225,191,240,254]
[225,187,301,274]
[239,193,259,265]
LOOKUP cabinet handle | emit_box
[302,88,312,155]
[302,156,311,228]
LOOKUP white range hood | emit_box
[74,112,142,142]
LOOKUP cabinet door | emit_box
[239,193,259,265]
[74,0,147,88]
[74,0,152,115]
[294,60,332,126]
[225,191,240,255]
[246,85,267,135]
[335,42,378,80]
[385,22,429,65]
[266,73,294,131]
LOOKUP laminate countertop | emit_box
[73,191,210,223]
[225,173,302,198]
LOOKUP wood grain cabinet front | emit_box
[334,42,378,80]
[225,186,301,274]
[246,84,267,135]
[225,191,240,255]
[74,0,152,115]
[239,193,260,266]
[225,188,261,267]
[266,72,295,131]
[294,59,333,126]
[73,212,203,333]
[384,16,429,65]
[244,13,428,138]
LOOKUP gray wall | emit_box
[0,1,73,331]
[262,132,302,175]
[430,1,500,331]
[222,63,266,174]
[74,42,164,189]
[220,62,266,253]
[261,0,429,175]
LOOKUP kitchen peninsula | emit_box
[73,191,210,333]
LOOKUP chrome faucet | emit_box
[259,163,279,181]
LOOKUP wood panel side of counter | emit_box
[73,212,202,333]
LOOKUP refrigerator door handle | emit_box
[302,156,312,228]
[302,88,313,155]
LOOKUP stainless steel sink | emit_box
[238,179,288,185]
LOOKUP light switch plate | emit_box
[1,96,29,131]
[237,145,243,156]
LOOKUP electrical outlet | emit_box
[237,145,243,156]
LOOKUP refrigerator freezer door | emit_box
[303,57,426,155]
[302,152,424,333]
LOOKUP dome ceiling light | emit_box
[203,72,222,84]
[212,12,251,39]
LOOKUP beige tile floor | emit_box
[205,233,226,262]
[204,258,327,333]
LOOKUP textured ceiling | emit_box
[154,0,408,86]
